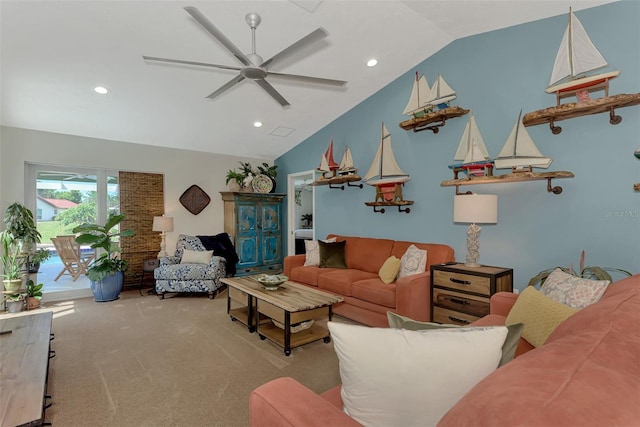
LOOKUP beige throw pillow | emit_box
[398,244,427,278]
[180,249,213,264]
[541,268,610,309]
[303,237,337,266]
[378,256,401,284]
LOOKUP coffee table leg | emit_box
[247,295,255,333]
[284,311,292,356]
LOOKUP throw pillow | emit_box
[387,311,524,367]
[540,268,610,309]
[303,237,337,266]
[398,244,427,278]
[181,249,213,264]
[328,321,507,427]
[318,240,347,269]
[378,256,401,284]
[505,286,579,348]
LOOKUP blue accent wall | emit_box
[276,1,639,290]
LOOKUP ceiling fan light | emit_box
[94,86,109,94]
[253,121,263,128]
[366,58,378,67]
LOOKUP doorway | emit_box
[287,170,316,256]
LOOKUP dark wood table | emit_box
[0,312,53,427]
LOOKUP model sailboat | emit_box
[449,114,494,177]
[427,74,456,109]
[317,139,339,179]
[545,8,620,99]
[494,110,552,170]
[337,147,358,176]
[403,72,434,117]
[364,123,410,202]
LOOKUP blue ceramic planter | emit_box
[90,271,124,302]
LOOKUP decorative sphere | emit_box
[245,13,261,28]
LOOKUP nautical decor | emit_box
[449,113,494,178]
[403,72,433,117]
[318,139,339,179]
[337,147,358,176]
[312,143,363,190]
[364,123,413,213]
[523,8,640,134]
[494,110,552,170]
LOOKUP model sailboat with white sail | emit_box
[364,123,410,202]
[545,8,620,98]
[449,114,494,177]
[427,74,456,109]
[337,147,358,176]
[403,72,434,117]
[494,110,552,170]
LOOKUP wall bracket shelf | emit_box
[364,200,413,214]
[399,106,470,134]
[311,175,363,190]
[522,93,640,134]
[441,171,574,195]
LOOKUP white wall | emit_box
[1,126,269,253]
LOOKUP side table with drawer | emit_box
[431,263,513,325]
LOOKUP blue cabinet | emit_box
[221,192,285,276]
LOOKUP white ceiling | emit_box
[0,0,616,160]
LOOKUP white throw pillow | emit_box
[303,237,337,266]
[180,249,213,264]
[328,322,507,427]
[398,244,427,278]
[540,268,610,309]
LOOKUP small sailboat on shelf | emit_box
[403,72,434,118]
[427,74,456,110]
[545,7,620,103]
[337,147,358,176]
[449,113,494,178]
[317,139,339,179]
[364,123,410,202]
[494,110,552,171]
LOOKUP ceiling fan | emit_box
[143,6,347,107]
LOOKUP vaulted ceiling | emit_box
[0,0,615,159]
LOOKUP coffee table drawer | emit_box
[229,287,249,303]
[258,300,328,324]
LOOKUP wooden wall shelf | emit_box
[441,171,574,195]
[634,183,640,192]
[311,175,363,190]
[399,106,470,134]
[364,200,413,214]
[522,93,640,134]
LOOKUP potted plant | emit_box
[72,213,135,302]
[26,279,44,309]
[28,248,51,273]
[256,162,278,192]
[3,202,42,266]
[226,170,246,191]
[0,231,26,292]
[4,293,25,313]
[301,213,313,228]
[528,250,632,288]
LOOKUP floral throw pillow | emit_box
[540,268,610,309]
[398,244,427,278]
[303,237,337,266]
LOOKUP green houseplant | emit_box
[73,213,135,302]
[29,248,51,273]
[0,230,26,292]
[4,292,25,313]
[527,250,632,288]
[26,279,44,309]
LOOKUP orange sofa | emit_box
[284,234,455,327]
[249,273,640,426]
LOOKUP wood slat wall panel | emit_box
[119,171,164,286]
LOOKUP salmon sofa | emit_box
[284,234,455,327]
[249,273,640,426]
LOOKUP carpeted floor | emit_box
[34,289,344,426]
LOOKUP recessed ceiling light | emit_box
[253,121,263,128]
[366,58,378,67]
[94,86,108,94]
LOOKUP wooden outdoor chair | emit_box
[51,235,95,281]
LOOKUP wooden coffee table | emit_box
[222,276,343,356]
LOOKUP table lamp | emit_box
[152,215,174,258]
[453,194,498,267]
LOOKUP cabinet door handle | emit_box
[449,277,471,285]
[448,316,470,325]
[447,297,470,305]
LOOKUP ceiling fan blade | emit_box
[266,71,347,87]
[260,28,328,69]
[206,75,246,100]
[183,6,252,67]
[254,79,290,107]
[142,56,242,71]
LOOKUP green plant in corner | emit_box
[27,279,44,300]
[256,162,278,179]
[527,250,632,288]
[73,213,135,282]
[225,170,246,187]
[0,230,26,282]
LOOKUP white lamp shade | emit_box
[453,194,498,224]
[152,216,174,232]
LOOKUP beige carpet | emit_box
[37,289,344,426]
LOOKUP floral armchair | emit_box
[154,234,227,299]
